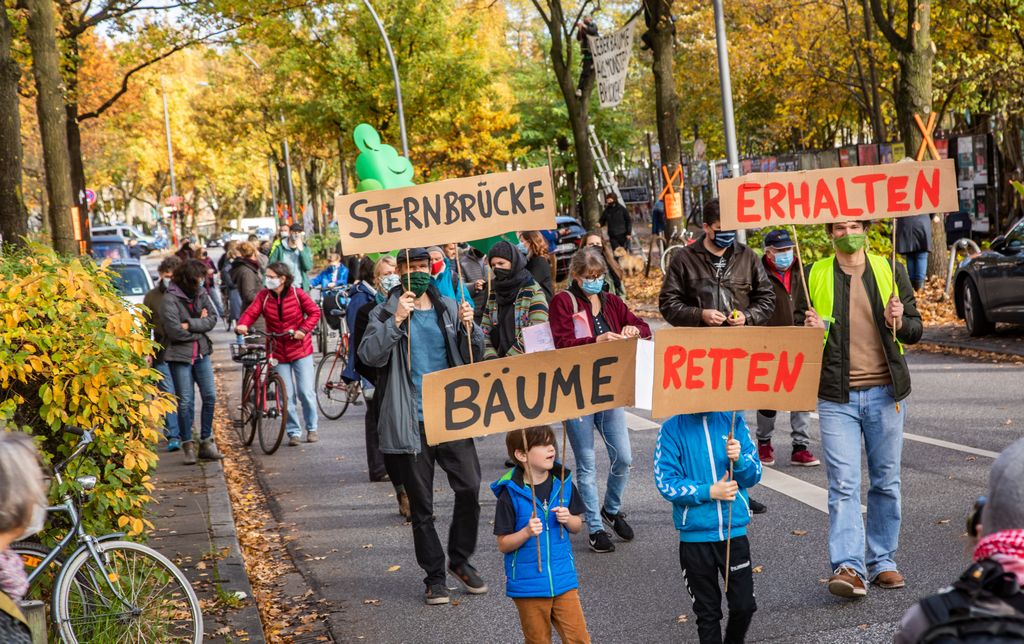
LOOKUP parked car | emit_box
[90,234,141,261]
[107,258,154,306]
[954,217,1024,336]
[549,215,586,280]
[91,224,156,254]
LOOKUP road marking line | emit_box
[904,433,999,458]
[759,468,865,515]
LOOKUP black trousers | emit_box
[577,57,594,92]
[679,537,756,644]
[384,427,481,586]
[609,235,629,251]
[364,395,388,481]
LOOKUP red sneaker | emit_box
[758,441,775,466]
[791,448,820,466]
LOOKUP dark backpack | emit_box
[919,559,1024,643]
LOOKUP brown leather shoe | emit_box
[827,567,867,598]
[872,570,905,589]
[397,491,411,520]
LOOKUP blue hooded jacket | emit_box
[653,412,762,543]
[432,258,475,309]
[491,466,578,598]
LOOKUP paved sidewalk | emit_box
[921,323,1024,358]
[150,410,266,642]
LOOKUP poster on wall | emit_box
[973,135,989,186]
[879,144,894,164]
[857,144,879,166]
[934,138,949,159]
[892,142,906,160]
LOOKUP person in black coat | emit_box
[894,214,932,291]
[600,193,632,251]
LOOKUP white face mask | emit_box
[265,277,282,290]
[17,504,46,540]
[160,277,171,289]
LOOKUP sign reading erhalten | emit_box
[718,159,957,231]
[334,166,556,255]
[651,327,824,417]
[423,339,637,446]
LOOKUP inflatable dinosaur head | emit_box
[353,123,415,190]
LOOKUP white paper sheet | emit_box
[522,322,556,354]
[634,339,654,411]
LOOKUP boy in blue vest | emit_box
[492,426,591,644]
[654,412,763,644]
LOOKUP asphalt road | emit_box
[205,325,1023,644]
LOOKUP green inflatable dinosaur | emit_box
[353,123,415,191]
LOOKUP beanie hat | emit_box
[487,240,516,263]
[982,437,1024,535]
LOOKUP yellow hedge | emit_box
[0,245,174,538]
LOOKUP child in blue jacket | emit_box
[492,426,591,643]
[654,412,763,644]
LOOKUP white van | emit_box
[91,225,156,254]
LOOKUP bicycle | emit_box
[314,286,348,355]
[13,427,202,643]
[231,330,291,454]
[315,306,362,420]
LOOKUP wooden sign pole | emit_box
[559,421,568,538]
[453,245,474,364]
[724,410,737,593]
[789,225,812,313]
[520,428,543,572]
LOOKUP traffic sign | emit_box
[84,189,96,205]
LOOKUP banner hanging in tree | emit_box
[588,18,636,108]
[717,159,957,231]
[334,167,556,255]
[422,339,638,446]
[651,327,824,417]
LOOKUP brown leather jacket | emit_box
[658,236,775,327]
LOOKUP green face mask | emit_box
[833,232,867,254]
[402,271,432,297]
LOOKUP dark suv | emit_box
[549,216,586,280]
[954,217,1024,336]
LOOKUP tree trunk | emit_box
[20,0,77,254]
[859,0,886,143]
[305,159,320,236]
[66,103,91,245]
[0,6,28,247]
[645,0,681,237]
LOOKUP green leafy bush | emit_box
[0,245,173,539]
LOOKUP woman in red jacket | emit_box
[236,262,322,446]
[549,247,651,554]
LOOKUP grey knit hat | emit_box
[981,437,1024,536]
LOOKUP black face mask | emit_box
[493,267,513,282]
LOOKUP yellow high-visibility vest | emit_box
[807,254,903,354]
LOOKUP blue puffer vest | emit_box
[490,467,578,598]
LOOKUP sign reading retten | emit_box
[651,327,824,417]
[588,19,636,108]
[423,339,637,446]
[334,166,556,255]
[718,159,957,231]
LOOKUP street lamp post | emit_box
[362,0,408,158]
[711,0,745,243]
[160,76,179,247]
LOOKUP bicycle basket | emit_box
[230,343,266,366]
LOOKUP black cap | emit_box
[396,247,430,264]
[763,229,795,249]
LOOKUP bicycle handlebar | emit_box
[243,330,294,339]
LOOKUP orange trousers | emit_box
[513,588,591,644]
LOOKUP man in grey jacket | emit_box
[358,247,485,606]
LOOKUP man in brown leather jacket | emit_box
[658,199,775,328]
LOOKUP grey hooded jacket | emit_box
[159,282,218,363]
[357,287,484,455]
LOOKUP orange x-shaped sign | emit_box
[659,165,683,200]
[914,112,940,161]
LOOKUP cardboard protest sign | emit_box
[651,327,824,417]
[718,159,957,231]
[588,19,636,108]
[334,166,556,255]
[423,339,637,446]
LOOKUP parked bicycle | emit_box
[314,299,361,420]
[231,330,291,454]
[313,286,349,355]
[13,427,202,643]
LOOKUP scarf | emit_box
[975,529,1024,585]
[0,549,28,602]
[488,241,534,357]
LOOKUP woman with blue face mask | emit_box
[548,247,652,554]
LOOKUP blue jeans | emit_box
[818,385,905,581]
[901,251,928,286]
[565,407,631,534]
[169,354,215,442]
[275,354,317,438]
[154,360,179,440]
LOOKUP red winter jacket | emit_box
[549,286,652,349]
[238,286,321,363]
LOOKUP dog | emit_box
[613,246,644,276]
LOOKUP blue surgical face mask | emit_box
[581,276,605,295]
[712,230,736,248]
[516,242,529,255]
[772,249,794,271]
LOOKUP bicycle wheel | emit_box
[55,540,202,644]
[236,368,257,446]
[258,372,288,454]
[316,315,327,354]
[661,244,686,274]
[315,352,351,420]
[12,540,61,601]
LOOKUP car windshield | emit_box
[91,242,129,260]
[110,265,149,297]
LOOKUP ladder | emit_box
[588,125,623,204]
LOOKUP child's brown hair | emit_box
[505,426,557,465]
